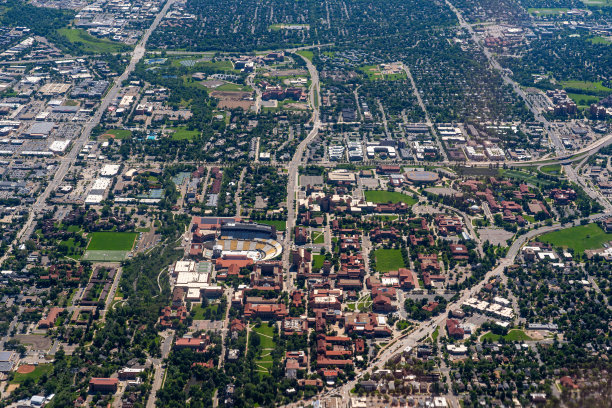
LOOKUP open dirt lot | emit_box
[265,69,308,77]
[16,364,35,374]
[211,91,253,110]
[14,334,52,351]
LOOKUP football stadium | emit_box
[191,217,283,261]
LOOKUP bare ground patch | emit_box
[210,91,253,110]
[14,335,52,351]
[16,364,35,374]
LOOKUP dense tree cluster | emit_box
[150,0,456,52]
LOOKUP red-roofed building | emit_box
[291,248,312,267]
[354,338,365,354]
[382,268,416,290]
[291,290,303,308]
[159,305,187,328]
[560,376,578,389]
[418,254,440,273]
[375,202,410,213]
[422,271,445,287]
[370,227,400,242]
[297,378,323,388]
[89,378,118,393]
[175,335,210,352]
[502,201,522,212]
[422,302,439,312]
[549,189,576,204]
[215,256,253,269]
[336,279,362,290]
[344,313,392,337]
[316,356,353,368]
[371,286,397,300]
[377,165,401,174]
[243,303,288,319]
[446,319,464,339]
[435,215,463,235]
[295,227,308,244]
[192,360,214,369]
[38,307,64,329]
[450,244,469,260]
[191,216,240,231]
[230,319,246,332]
[372,295,395,312]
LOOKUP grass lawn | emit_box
[432,327,439,342]
[498,169,557,187]
[11,364,53,384]
[256,220,286,230]
[87,232,137,251]
[202,60,235,70]
[269,23,310,31]
[356,296,372,312]
[396,320,411,330]
[522,214,536,223]
[371,215,399,222]
[252,323,275,349]
[539,164,562,175]
[170,126,200,140]
[589,36,612,44]
[57,28,130,53]
[359,65,382,80]
[527,7,568,14]
[312,231,325,244]
[171,58,230,69]
[364,190,417,205]
[560,80,612,95]
[567,92,600,106]
[481,329,532,342]
[191,303,219,320]
[374,249,405,272]
[102,129,132,140]
[540,223,612,252]
[582,0,612,7]
[256,359,273,375]
[296,50,313,61]
[312,254,325,270]
[59,238,82,251]
[384,72,407,80]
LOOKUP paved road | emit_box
[101,267,123,321]
[565,163,612,213]
[217,288,234,368]
[147,330,174,408]
[292,213,606,406]
[246,73,262,113]
[0,55,101,65]
[7,1,176,406]
[403,64,448,161]
[444,0,566,153]
[282,51,322,277]
[0,0,176,267]
[235,167,247,217]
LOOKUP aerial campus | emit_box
[0,0,610,407]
